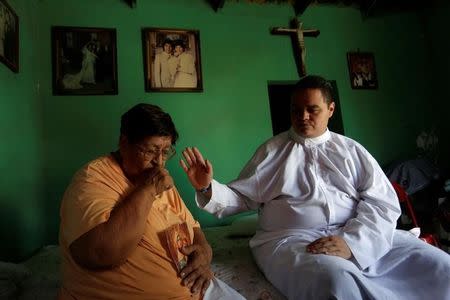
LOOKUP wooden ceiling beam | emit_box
[124,0,136,8]
[205,0,423,15]
[209,0,226,12]
[293,0,314,16]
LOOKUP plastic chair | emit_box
[391,181,440,248]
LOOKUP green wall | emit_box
[423,0,450,169]
[0,0,44,261]
[1,0,440,260]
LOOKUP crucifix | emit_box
[271,18,320,77]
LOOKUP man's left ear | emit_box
[328,102,335,117]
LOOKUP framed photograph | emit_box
[347,52,378,89]
[52,26,118,95]
[142,27,203,92]
[0,0,19,73]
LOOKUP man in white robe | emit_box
[180,75,450,300]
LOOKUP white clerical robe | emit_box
[197,128,450,300]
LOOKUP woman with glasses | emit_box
[58,103,244,300]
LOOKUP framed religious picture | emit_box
[142,27,203,92]
[51,26,118,95]
[347,52,378,89]
[0,0,19,73]
[164,222,191,272]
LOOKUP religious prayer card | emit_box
[164,222,191,272]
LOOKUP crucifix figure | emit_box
[271,18,320,77]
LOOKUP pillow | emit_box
[0,280,17,299]
[227,213,259,237]
[0,262,31,300]
[0,262,32,284]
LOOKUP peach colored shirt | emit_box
[58,155,200,300]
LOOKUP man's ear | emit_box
[119,134,127,149]
[328,102,335,118]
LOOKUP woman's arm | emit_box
[70,168,173,270]
[179,227,213,295]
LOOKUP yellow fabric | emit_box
[58,155,200,300]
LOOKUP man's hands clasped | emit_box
[306,235,352,259]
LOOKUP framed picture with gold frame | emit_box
[142,27,203,92]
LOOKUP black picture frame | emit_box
[51,26,118,95]
[347,52,378,90]
[142,27,203,92]
[0,0,19,73]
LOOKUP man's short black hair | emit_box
[162,38,173,47]
[291,75,334,105]
[120,103,179,145]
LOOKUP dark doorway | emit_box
[267,80,345,136]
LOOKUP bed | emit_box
[1,217,286,300]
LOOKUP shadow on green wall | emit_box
[0,197,43,262]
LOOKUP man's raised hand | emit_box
[180,147,213,191]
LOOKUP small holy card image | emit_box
[164,222,191,271]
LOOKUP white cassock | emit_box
[196,128,450,300]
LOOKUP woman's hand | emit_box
[137,167,174,197]
[179,242,213,296]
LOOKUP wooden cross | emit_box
[271,18,320,77]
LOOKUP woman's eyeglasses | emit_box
[136,145,176,161]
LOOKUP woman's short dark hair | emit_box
[291,75,334,105]
[173,39,185,50]
[120,103,179,145]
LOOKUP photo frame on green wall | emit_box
[0,0,19,73]
[51,26,118,95]
[142,27,203,92]
[347,52,378,90]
